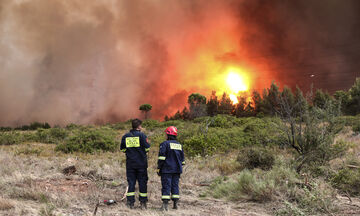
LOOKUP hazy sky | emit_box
[1,0,359,126]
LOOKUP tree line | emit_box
[165,78,360,121]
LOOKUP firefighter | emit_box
[157,126,185,211]
[120,119,150,209]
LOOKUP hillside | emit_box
[0,115,360,215]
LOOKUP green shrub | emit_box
[65,123,83,130]
[0,131,23,145]
[15,122,51,130]
[179,118,283,157]
[55,127,119,153]
[338,115,360,127]
[208,115,234,128]
[209,169,275,202]
[108,122,128,130]
[182,134,208,157]
[181,127,242,157]
[292,182,336,214]
[34,128,68,144]
[352,122,360,133]
[142,119,161,130]
[242,117,284,147]
[0,127,12,132]
[193,115,252,128]
[160,120,185,128]
[238,147,275,170]
[22,132,38,142]
[265,158,299,188]
[275,201,306,216]
[331,168,360,196]
[209,158,335,214]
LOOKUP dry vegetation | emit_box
[0,142,270,216]
[0,118,360,216]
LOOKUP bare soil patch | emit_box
[34,177,96,194]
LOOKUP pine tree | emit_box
[188,93,207,119]
[206,91,219,116]
[218,92,233,115]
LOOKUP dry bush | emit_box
[194,152,241,175]
[237,147,275,171]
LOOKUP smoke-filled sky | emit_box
[1,0,360,126]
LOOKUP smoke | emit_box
[235,0,360,92]
[0,0,359,126]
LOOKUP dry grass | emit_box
[2,131,358,215]
[0,143,263,216]
[0,197,14,211]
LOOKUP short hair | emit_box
[132,118,142,130]
[167,134,177,140]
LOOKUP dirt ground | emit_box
[0,142,359,216]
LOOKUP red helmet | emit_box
[165,126,178,136]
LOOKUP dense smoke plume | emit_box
[0,0,359,126]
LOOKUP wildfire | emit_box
[226,70,248,92]
[229,94,239,104]
[173,16,253,106]
[225,67,249,104]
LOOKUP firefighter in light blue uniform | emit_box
[120,119,150,209]
[157,126,185,211]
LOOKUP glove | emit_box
[156,169,161,176]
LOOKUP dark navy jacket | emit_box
[157,140,185,174]
[120,130,150,169]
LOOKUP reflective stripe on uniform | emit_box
[162,195,171,199]
[158,156,166,160]
[139,193,147,197]
[171,194,180,199]
[121,149,126,152]
[145,148,150,152]
[127,192,135,196]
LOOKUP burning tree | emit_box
[139,104,152,119]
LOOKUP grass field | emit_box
[0,116,360,215]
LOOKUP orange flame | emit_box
[170,16,255,106]
[225,67,250,104]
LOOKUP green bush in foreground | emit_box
[331,168,360,196]
[208,157,336,214]
[55,127,119,153]
[237,147,275,170]
[209,169,276,202]
[0,131,23,145]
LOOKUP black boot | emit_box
[161,201,168,211]
[173,200,178,210]
[126,201,134,209]
[140,201,147,210]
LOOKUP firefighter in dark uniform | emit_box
[157,126,185,211]
[120,119,150,209]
